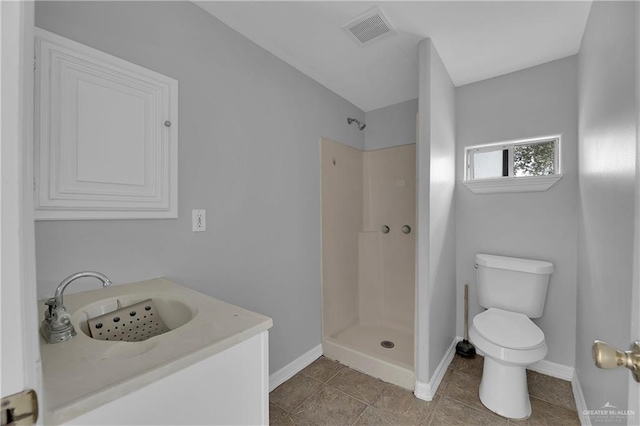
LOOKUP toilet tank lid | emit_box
[476,254,554,274]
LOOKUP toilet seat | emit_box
[472,308,544,350]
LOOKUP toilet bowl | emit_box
[469,308,547,419]
[471,254,554,420]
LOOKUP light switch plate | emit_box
[192,209,206,232]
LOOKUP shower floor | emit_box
[323,323,414,389]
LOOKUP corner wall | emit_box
[33,1,365,374]
[455,56,579,368]
[416,39,457,391]
[427,41,457,381]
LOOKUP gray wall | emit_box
[34,1,365,374]
[416,39,457,387]
[364,98,418,151]
[426,42,457,381]
[576,1,637,419]
[455,56,579,367]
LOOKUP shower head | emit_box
[347,117,366,131]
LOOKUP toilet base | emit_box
[478,356,531,419]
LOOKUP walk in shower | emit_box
[320,137,416,389]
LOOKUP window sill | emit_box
[462,174,563,194]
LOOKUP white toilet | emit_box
[468,253,554,419]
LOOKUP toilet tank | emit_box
[475,254,554,318]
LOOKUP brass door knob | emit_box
[592,340,640,382]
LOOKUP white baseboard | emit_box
[528,359,574,381]
[269,344,323,392]
[414,380,431,401]
[414,337,459,402]
[430,337,458,393]
[572,372,591,426]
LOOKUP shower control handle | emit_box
[402,225,411,234]
[381,225,390,234]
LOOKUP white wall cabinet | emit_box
[35,29,178,220]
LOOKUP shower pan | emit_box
[320,137,416,389]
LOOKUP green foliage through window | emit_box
[513,141,555,177]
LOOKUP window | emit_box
[464,137,562,194]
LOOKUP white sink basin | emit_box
[39,278,273,425]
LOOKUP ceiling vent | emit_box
[342,7,396,47]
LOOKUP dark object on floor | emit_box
[456,284,476,358]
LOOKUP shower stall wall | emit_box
[321,138,416,389]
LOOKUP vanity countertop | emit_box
[39,278,273,425]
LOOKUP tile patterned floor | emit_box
[270,354,580,426]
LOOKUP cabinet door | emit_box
[35,28,178,220]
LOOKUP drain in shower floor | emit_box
[380,340,395,349]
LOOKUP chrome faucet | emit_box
[41,271,112,344]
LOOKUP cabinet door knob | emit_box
[164,120,172,127]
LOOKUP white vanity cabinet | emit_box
[34,29,178,220]
[62,331,269,426]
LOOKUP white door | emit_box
[1,1,42,423]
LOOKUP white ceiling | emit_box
[196,1,592,112]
